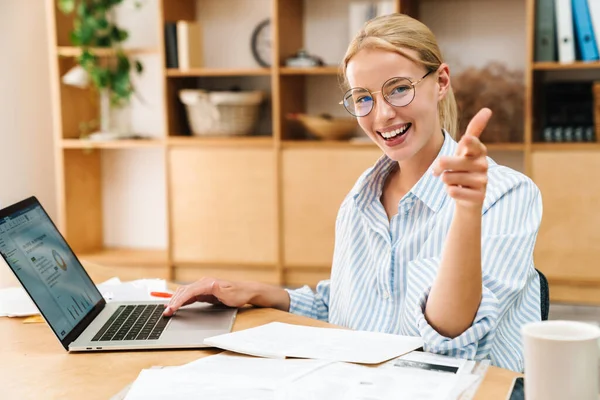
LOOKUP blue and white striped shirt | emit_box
[287,132,542,372]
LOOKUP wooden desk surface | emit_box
[0,307,519,399]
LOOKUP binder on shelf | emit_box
[541,82,594,142]
[573,0,599,61]
[177,21,203,70]
[164,22,178,69]
[555,0,576,63]
[589,0,600,58]
[535,0,557,62]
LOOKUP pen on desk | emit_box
[150,291,173,298]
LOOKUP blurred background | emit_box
[0,0,598,320]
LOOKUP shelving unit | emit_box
[51,0,597,300]
[525,0,600,304]
[166,68,272,77]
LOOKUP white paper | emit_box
[122,352,478,400]
[98,278,168,302]
[124,353,330,400]
[204,321,424,364]
[0,277,167,317]
[0,287,38,317]
[384,351,468,374]
[278,361,463,400]
[380,352,480,399]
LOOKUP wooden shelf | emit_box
[61,138,164,149]
[486,143,525,151]
[282,140,376,149]
[281,140,525,151]
[279,66,341,75]
[532,142,600,151]
[166,68,271,77]
[57,46,159,57]
[533,61,600,71]
[168,136,273,147]
[77,248,169,268]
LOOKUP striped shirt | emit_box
[287,131,542,372]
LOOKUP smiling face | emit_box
[345,47,450,164]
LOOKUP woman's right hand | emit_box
[162,277,291,316]
[163,277,255,316]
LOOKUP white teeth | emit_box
[380,124,410,139]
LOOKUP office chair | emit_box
[536,268,550,321]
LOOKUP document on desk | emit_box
[203,321,424,364]
[0,277,169,318]
[123,353,331,400]
[280,361,473,400]
[122,352,476,400]
[0,287,38,317]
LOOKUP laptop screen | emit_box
[0,198,103,343]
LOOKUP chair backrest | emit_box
[536,268,550,321]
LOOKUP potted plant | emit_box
[58,0,144,140]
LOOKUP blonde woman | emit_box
[164,13,542,372]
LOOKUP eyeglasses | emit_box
[340,70,433,117]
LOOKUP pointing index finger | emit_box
[464,108,492,139]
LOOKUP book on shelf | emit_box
[572,0,599,61]
[534,0,600,63]
[164,22,178,69]
[555,0,576,63]
[177,21,203,70]
[541,81,595,142]
[164,21,204,70]
[535,0,557,62]
[348,1,394,44]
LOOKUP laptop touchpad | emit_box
[167,303,234,331]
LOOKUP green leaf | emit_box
[66,0,144,107]
[58,0,75,14]
[76,2,87,18]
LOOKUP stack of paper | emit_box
[122,352,481,400]
[203,321,424,364]
[0,287,38,317]
[98,278,169,302]
[0,277,169,318]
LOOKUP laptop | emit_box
[0,196,237,351]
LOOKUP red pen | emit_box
[150,291,173,298]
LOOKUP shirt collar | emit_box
[352,130,457,213]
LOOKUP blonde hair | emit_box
[342,13,458,138]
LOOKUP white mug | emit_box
[522,320,600,400]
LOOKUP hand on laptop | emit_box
[163,277,291,316]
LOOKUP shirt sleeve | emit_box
[285,280,331,322]
[411,172,542,372]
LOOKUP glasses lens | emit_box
[383,78,415,107]
[343,88,373,117]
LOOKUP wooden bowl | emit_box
[288,113,358,141]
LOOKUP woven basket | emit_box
[179,89,264,136]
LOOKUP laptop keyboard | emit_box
[91,304,170,342]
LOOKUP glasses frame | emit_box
[340,70,434,117]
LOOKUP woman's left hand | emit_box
[432,108,492,211]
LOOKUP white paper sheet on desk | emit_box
[203,321,424,364]
[0,287,38,317]
[123,353,331,400]
[277,361,474,400]
[97,278,168,302]
[0,277,168,317]
[379,352,480,400]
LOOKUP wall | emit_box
[0,0,55,288]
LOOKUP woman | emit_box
[164,13,542,373]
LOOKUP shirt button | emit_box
[382,291,390,299]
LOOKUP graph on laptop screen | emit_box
[0,202,102,339]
